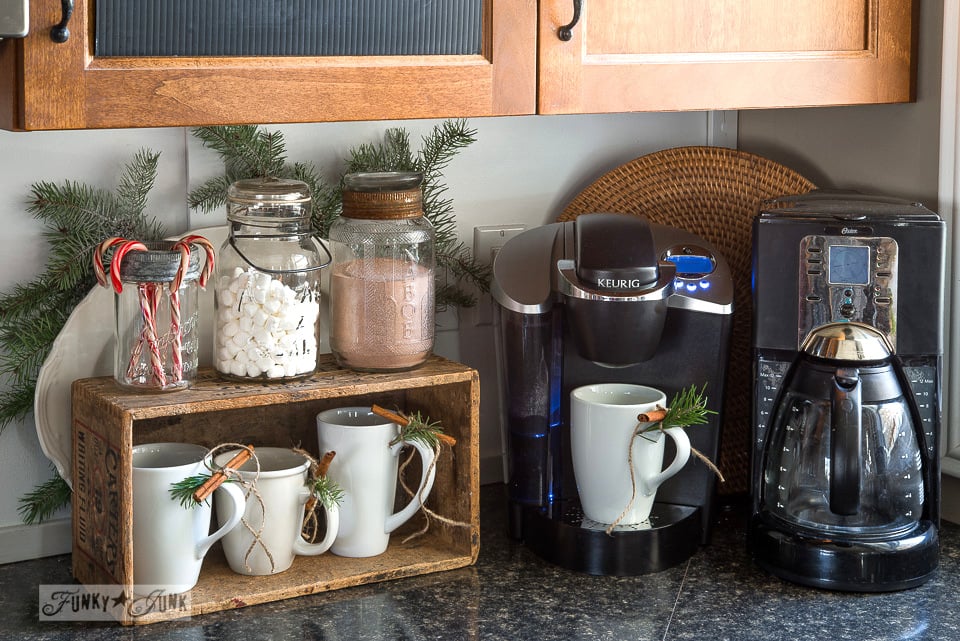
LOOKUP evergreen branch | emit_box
[415,119,477,181]
[0,384,38,431]
[662,384,715,430]
[11,150,169,523]
[390,410,451,450]
[115,149,160,217]
[346,128,416,174]
[638,384,715,436]
[169,474,217,509]
[192,126,286,178]
[311,476,344,511]
[0,279,74,321]
[17,472,71,525]
[438,242,492,294]
[28,182,119,233]
[0,314,68,385]
[436,283,478,309]
[187,176,234,214]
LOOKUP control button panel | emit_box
[798,235,898,349]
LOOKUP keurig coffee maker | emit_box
[492,213,733,575]
[751,192,945,591]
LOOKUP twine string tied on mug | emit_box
[200,443,276,574]
[371,404,474,544]
[605,386,725,536]
[293,447,342,543]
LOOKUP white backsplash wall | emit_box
[0,112,711,561]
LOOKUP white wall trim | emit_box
[0,518,71,564]
[706,111,739,149]
[938,0,960,498]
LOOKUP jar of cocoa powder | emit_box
[328,172,435,372]
[214,177,330,381]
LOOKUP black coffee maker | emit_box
[492,213,733,575]
[751,192,944,591]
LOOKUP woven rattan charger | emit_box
[558,145,816,495]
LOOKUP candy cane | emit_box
[177,235,216,288]
[93,237,127,288]
[109,241,148,294]
[167,243,192,382]
[139,282,166,387]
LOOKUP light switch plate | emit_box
[0,0,28,38]
[473,224,527,266]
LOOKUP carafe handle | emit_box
[830,368,862,515]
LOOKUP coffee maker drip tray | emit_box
[519,499,701,576]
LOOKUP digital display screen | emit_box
[664,254,714,275]
[828,245,870,285]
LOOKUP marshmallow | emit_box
[215,266,320,379]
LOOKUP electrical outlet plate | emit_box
[473,224,527,266]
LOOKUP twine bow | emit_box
[604,402,725,536]
[202,443,276,574]
[369,405,474,545]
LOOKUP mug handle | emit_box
[384,438,437,534]
[639,427,691,497]
[292,488,340,556]
[195,482,245,560]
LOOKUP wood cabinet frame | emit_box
[538,0,918,113]
[0,0,537,130]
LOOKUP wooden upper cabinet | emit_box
[0,0,917,130]
[0,0,538,130]
[538,0,918,113]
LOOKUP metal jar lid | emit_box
[117,241,204,284]
[800,321,894,361]
[227,177,312,222]
[341,171,424,220]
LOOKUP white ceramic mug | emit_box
[132,442,246,594]
[316,407,437,558]
[213,447,339,576]
[570,384,691,525]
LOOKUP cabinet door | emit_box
[0,0,536,130]
[539,0,917,113]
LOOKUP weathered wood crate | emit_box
[71,355,479,625]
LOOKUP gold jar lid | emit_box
[341,171,424,220]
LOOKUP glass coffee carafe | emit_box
[762,322,923,537]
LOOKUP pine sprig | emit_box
[311,476,344,511]
[663,384,715,429]
[391,410,451,450]
[191,125,286,180]
[639,384,715,435]
[8,149,167,523]
[188,120,486,309]
[17,470,73,525]
[169,474,216,509]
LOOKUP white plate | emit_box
[34,226,228,487]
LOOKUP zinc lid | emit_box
[341,171,423,220]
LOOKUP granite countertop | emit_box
[3,484,959,641]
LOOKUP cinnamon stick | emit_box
[193,446,254,503]
[638,409,668,424]
[317,451,336,478]
[372,404,409,426]
[371,404,457,447]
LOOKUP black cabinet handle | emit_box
[50,0,74,43]
[557,0,583,41]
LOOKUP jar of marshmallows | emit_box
[214,177,330,381]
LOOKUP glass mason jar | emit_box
[115,241,203,392]
[214,177,329,381]
[328,171,435,372]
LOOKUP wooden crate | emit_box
[71,355,480,625]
